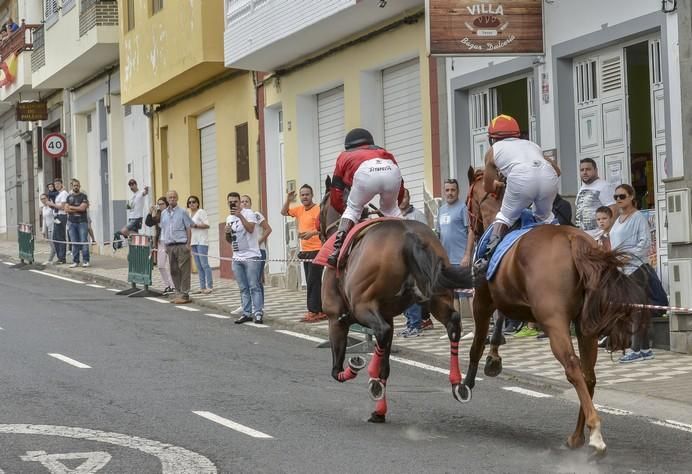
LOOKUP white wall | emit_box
[0,128,6,234]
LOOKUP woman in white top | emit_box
[39,193,57,264]
[187,195,213,294]
[609,183,654,364]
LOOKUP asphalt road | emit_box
[1,261,691,473]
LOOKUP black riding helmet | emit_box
[344,128,374,150]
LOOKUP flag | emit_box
[0,53,18,87]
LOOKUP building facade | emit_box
[224,0,442,286]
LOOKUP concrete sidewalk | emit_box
[2,238,691,409]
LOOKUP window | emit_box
[152,0,163,14]
[575,60,598,104]
[44,0,59,20]
[126,0,135,31]
[86,114,92,132]
[236,123,250,182]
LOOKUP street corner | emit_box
[0,424,216,473]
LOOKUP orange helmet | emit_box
[488,114,520,139]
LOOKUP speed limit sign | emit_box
[43,132,67,159]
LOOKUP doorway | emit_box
[494,78,530,138]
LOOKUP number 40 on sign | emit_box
[43,132,67,159]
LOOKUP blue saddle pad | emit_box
[474,210,543,280]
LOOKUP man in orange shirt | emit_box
[281,184,326,322]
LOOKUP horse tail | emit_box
[569,234,648,350]
[401,231,472,299]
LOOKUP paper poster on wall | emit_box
[607,161,622,186]
[640,209,658,268]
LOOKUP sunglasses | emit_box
[187,200,198,205]
[613,194,629,201]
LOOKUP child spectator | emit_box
[594,205,613,250]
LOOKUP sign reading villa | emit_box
[426,1,544,55]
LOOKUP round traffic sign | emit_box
[43,132,67,159]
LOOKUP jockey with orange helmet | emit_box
[473,114,561,278]
[327,128,405,266]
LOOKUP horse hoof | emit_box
[348,356,367,372]
[484,356,503,377]
[453,384,472,403]
[588,445,607,462]
[566,434,585,449]
[368,412,386,423]
[368,378,385,401]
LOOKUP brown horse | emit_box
[318,177,473,423]
[464,166,647,457]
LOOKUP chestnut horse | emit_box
[465,166,647,456]
[318,177,473,423]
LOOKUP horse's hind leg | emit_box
[463,283,495,390]
[568,326,599,451]
[543,319,605,457]
[430,294,470,403]
[356,306,393,423]
[485,310,506,377]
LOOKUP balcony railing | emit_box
[0,22,42,62]
[79,0,118,37]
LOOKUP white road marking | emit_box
[176,306,200,312]
[29,270,83,284]
[146,297,170,304]
[47,353,91,369]
[2,261,13,265]
[245,322,270,328]
[502,386,552,398]
[0,327,4,330]
[192,411,273,439]
[0,424,216,473]
[205,313,230,319]
[275,330,326,344]
[651,419,692,433]
[594,404,633,416]
[86,284,106,289]
[106,289,120,292]
[390,356,483,381]
[20,450,111,473]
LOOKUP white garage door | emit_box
[199,115,219,268]
[383,59,424,210]
[318,86,345,195]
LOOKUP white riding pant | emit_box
[342,158,403,223]
[495,162,559,227]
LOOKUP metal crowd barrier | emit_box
[17,223,34,265]
[116,234,161,297]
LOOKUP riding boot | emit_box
[473,222,509,280]
[327,218,355,267]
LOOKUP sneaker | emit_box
[301,312,317,322]
[82,262,90,268]
[619,351,643,363]
[503,323,522,335]
[201,288,213,295]
[640,349,655,360]
[68,263,79,268]
[514,326,540,338]
[230,305,244,315]
[598,336,608,348]
[173,297,191,305]
[254,314,264,324]
[400,327,422,338]
[162,287,175,295]
[420,319,434,330]
[234,315,253,324]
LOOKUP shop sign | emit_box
[16,101,48,121]
[427,1,544,55]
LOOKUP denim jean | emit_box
[404,304,423,330]
[259,249,267,302]
[68,221,90,263]
[53,215,67,261]
[232,257,263,316]
[45,226,56,262]
[192,244,213,290]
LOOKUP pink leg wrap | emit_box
[449,341,462,385]
[337,366,358,382]
[368,344,385,379]
[374,396,388,417]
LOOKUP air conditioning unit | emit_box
[666,188,691,244]
[668,259,692,309]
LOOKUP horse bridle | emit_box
[466,174,497,238]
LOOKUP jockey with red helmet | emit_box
[327,128,405,266]
[473,114,560,278]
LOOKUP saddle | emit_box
[313,217,396,271]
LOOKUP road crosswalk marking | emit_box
[192,411,273,439]
[47,353,91,369]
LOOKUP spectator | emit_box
[146,197,174,295]
[114,179,149,250]
[160,190,193,304]
[575,158,617,237]
[64,179,90,268]
[87,215,96,244]
[47,178,69,264]
[281,185,325,323]
[6,18,19,33]
[226,192,263,324]
[435,178,474,336]
[237,195,272,308]
[0,27,7,42]
[398,188,428,337]
[47,183,58,203]
[594,205,614,250]
[609,184,655,363]
[39,194,56,265]
[553,193,573,226]
[187,195,213,295]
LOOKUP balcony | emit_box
[30,0,119,90]
[223,0,423,71]
[119,0,226,104]
[0,22,41,102]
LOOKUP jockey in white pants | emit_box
[327,128,404,266]
[474,114,560,278]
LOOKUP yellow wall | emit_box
[264,15,433,196]
[152,72,260,211]
[118,0,226,104]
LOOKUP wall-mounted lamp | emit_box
[662,0,677,13]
